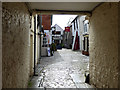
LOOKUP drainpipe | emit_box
[39,15,42,60]
[34,15,37,76]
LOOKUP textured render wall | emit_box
[2,2,30,88]
[29,16,34,76]
[0,2,2,90]
[29,15,36,76]
[36,34,40,63]
[89,3,118,88]
[30,14,40,71]
[35,30,39,64]
[36,15,40,64]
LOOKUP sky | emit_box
[52,14,77,30]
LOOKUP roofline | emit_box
[71,15,79,23]
[53,24,64,31]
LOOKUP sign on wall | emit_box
[65,27,70,32]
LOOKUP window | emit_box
[84,24,87,33]
[52,31,61,35]
[56,31,61,35]
[42,37,47,47]
[52,31,55,34]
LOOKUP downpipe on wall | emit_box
[33,15,38,76]
[39,15,42,60]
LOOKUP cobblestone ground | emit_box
[29,49,90,88]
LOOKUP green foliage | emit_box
[51,43,57,51]
[61,43,64,47]
[28,81,32,87]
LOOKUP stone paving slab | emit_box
[69,74,85,83]
[28,49,91,88]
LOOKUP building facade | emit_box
[52,24,64,46]
[78,16,89,56]
[71,16,80,51]
[82,17,89,56]
[63,26,73,49]
[70,15,89,55]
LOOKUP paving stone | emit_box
[29,49,91,88]
[69,74,85,83]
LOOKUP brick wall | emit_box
[2,2,30,88]
[89,2,119,88]
[42,15,52,30]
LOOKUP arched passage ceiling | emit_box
[27,2,101,15]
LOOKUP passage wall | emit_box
[2,2,30,88]
[89,2,119,88]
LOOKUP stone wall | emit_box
[89,2,119,88]
[2,2,30,88]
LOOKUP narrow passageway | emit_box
[2,2,119,89]
[29,49,90,88]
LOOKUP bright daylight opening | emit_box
[29,14,90,88]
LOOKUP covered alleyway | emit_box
[1,2,120,89]
[29,49,91,88]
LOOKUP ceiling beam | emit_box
[33,9,92,16]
